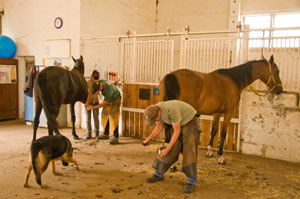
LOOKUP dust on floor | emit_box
[0,120,299,199]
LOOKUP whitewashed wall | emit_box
[2,0,81,65]
[156,0,230,32]
[240,91,300,163]
[80,0,156,37]
[2,0,81,124]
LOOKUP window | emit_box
[273,13,300,37]
[244,15,271,38]
[243,12,300,37]
[243,12,300,47]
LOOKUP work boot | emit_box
[146,175,164,183]
[109,136,119,144]
[96,134,109,140]
[184,183,195,194]
[86,132,92,139]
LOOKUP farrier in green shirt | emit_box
[98,80,120,102]
[156,100,197,126]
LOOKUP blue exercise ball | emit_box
[0,35,17,58]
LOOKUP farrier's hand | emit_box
[142,138,150,146]
[87,105,93,110]
[159,148,169,158]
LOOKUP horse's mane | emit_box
[217,60,262,89]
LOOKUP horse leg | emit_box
[33,99,43,141]
[47,125,54,136]
[70,103,79,140]
[47,110,60,136]
[217,112,233,164]
[207,114,221,157]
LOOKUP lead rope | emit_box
[248,61,282,100]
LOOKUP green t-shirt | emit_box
[157,100,197,126]
[98,80,120,102]
[87,80,99,104]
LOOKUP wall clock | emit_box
[54,17,63,29]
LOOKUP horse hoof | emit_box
[206,152,213,157]
[207,145,213,157]
[73,135,80,140]
[218,156,226,165]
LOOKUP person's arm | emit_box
[143,122,164,145]
[160,121,180,158]
[88,100,108,110]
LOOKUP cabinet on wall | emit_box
[0,58,18,120]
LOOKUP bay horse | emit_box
[33,56,88,141]
[159,55,283,164]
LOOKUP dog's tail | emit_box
[163,73,180,101]
[31,140,50,186]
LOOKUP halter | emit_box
[249,60,282,97]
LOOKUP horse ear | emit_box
[262,55,267,62]
[270,55,274,64]
[80,55,83,61]
[72,56,76,63]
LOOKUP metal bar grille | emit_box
[122,40,174,84]
[180,38,234,72]
[80,42,123,80]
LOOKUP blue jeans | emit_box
[85,108,99,135]
[155,170,197,185]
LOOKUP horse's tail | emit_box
[31,140,50,186]
[36,71,59,131]
[163,73,180,101]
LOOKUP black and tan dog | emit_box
[23,135,79,188]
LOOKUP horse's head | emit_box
[260,55,283,94]
[72,55,85,75]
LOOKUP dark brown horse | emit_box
[159,55,283,164]
[33,56,88,141]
